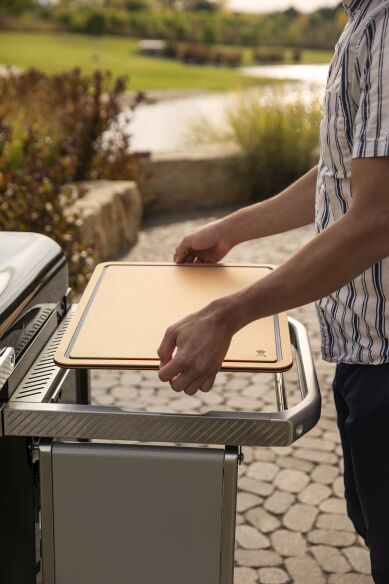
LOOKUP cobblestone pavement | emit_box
[91,208,374,584]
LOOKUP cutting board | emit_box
[54,263,293,372]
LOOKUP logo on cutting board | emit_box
[256,349,266,357]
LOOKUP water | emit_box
[125,63,329,153]
[241,63,329,85]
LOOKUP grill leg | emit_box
[0,435,37,584]
[75,368,90,405]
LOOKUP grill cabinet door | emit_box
[42,442,237,584]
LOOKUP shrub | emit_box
[253,50,285,64]
[227,91,321,197]
[84,9,109,35]
[185,89,321,199]
[168,42,242,67]
[0,68,142,291]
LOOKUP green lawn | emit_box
[0,32,332,91]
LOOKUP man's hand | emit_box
[174,218,234,264]
[158,299,235,395]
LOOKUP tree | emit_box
[0,0,34,13]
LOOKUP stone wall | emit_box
[67,180,142,261]
[64,145,252,260]
[140,143,251,215]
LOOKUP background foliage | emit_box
[186,90,322,198]
[0,68,141,290]
[0,1,347,51]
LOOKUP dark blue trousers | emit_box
[333,363,389,584]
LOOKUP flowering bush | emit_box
[0,68,142,291]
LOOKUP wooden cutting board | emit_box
[55,263,292,372]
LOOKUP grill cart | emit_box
[0,232,320,584]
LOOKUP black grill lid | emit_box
[0,232,68,358]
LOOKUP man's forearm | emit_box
[223,206,388,332]
[223,165,318,246]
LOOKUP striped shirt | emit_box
[316,0,389,364]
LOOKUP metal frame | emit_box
[39,440,55,584]
[0,309,320,584]
[1,317,320,447]
[220,446,239,584]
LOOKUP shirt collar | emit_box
[342,0,366,16]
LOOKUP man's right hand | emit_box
[174,218,235,264]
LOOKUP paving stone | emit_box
[246,506,281,534]
[319,497,347,514]
[321,406,337,420]
[271,446,294,457]
[254,448,276,462]
[323,430,341,444]
[311,545,351,573]
[234,567,258,584]
[236,525,271,550]
[93,392,115,405]
[145,404,171,412]
[236,513,245,526]
[275,455,313,473]
[110,385,139,400]
[170,397,200,412]
[243,385,269,399]
[318,417,339,432]
[271,529,307,557]
[307,529,356,547]
[247,461,279,482]
[343,546,371,574]
[312,464,340,485]
[328,574,374,584]
[199,391,224,404]
[298,483,331,505]
[226,376,251,391]
[297,436,335,452]
[316,513,355,532]
[294,448,338,464]
[239,477,274,497]
[285,556,326,584]
[257,567,289,583]
[90,377,117,389]
[237,493,263,513]
[235,549,282,568]
[228,397,265,411]
[283,503,318,533]
[306,426,323,438]
[333,476,346,498]
[242,448,255,464]
[264,490,295,515]
[274,469,310,494]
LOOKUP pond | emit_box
[126,63,329,153]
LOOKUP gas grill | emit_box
[0,231,321,584]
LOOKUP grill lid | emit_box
[0,232,68,359]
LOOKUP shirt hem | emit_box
[321,352,389,365]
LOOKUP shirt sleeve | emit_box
[353,7,389,159]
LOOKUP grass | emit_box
[186,88,322,199]
[0,32,263,91]
[0,32,332,91]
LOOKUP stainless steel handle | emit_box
[2,317,321,447]
[284,316,321,440]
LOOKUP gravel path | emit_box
[91,207,373,584]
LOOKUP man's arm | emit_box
[159,157,389,395]
[174,165,318,263]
